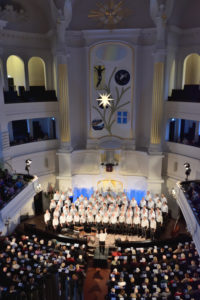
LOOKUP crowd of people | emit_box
[182,181,200,224]
[0,168,26,209]
[0,234,87,299]
[45,190,169,240]
[107,240,200,299]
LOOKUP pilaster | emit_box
[149,51,165,154]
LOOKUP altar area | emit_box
[72,174,147,204]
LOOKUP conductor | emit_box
[98,228,107,254]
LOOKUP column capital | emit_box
[153,49,167,63]
[54,52,71,64]
[59,141,73,153]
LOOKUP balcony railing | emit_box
[168,85,200,103]
[4,86,57,103]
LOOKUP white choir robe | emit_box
[44,213,50,223]
[60,215,66,225]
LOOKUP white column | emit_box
[55,53,72,189]
[24,58,30,90]
[149,51,165,154]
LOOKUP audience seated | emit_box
[0,233,87,299]
[107,240,200,299]
[168,84,200,103]
[181,181,200,224]
[0,169,26,209]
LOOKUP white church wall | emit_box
[88,42,134,140]
[135,45,154,149]
[7,150,57,177]
[163,152,200,181]
[67,47,87,149]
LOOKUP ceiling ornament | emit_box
[88,0,130,29]
[0,1,27,23]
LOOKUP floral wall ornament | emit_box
[93,67,130,136]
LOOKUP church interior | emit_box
[0,0,200,299]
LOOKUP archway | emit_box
[182,53,200,87]
[7,55,25,92]
[28,57,46,87]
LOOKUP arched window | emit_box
[28,57,46,87]
[182,53,200,87]
[7,55,25,92]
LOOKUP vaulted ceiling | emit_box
[0,0,199,34]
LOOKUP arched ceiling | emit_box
[69,0,155,30]
[0,0,53,34]
[0,0,200,34]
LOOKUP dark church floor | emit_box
[16,214,188,300]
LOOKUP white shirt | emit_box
[44,212,50,223]
[54,193,60,201]
[141,218,149,228]
[102,215,109,223]
[80,215,86,223]
[66,214,73,223]
[110,216,117,224]
[141,209,148,218]
[87,215,94,223]
[133,216,140,225]
[156,214,163,224]
[161,196,167,204]
[74,215,80,223]
[150,219,157,230]
[162,204,168,213]
[126,209,133,217]
[140,199,146,208]
[53,210,60,218]
[149,210,156,220]
[61,194,66,201]
[50,201,56,210]
[148,200,154,209]
[126,216,132,225]
[155,200,162,208]
[119,215,125,223]
[98,232,107,242]
[130,199,137,208]
[60,215,66,224]
[53,218,58,226]
[96,215,102,223]
[145,193,152,201]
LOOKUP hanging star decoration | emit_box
[88,0,130,29]
[97,92,114,108]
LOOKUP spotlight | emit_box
[171,188,176,197]
[184,162,191,181]
[25,159,32,175]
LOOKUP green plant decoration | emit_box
[93,67,130,135]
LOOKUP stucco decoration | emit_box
[0,1,27,23]
[150,0,174,48]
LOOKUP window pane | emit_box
[117,118,121,123]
